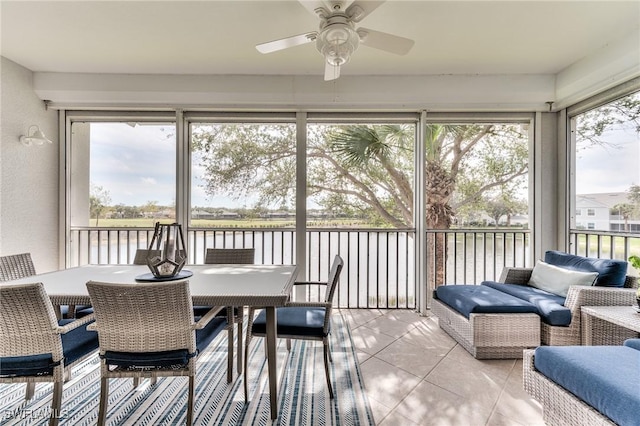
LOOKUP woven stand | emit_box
[522,350,615,425]
[431,298,540,359]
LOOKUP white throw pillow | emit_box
[528,261,598,297]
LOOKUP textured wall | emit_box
[1,57,59,272]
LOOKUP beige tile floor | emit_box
[340,309,545,426]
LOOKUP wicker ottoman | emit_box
[432,298,540,359]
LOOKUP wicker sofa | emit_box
[431,251,638,359]
[523,339,640,426]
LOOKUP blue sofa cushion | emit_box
[103,317,226,368]
[0,319,99,377]
[435,285,538,319]
[624,338,640,351]
[252,306,328,338]
[534,345,640,426]
[481,281,571,326]
[544,250,627,287]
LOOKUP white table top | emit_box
[3,264,299,307]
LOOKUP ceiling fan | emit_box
[255,0,415,81]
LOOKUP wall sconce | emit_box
[20,125,53,146]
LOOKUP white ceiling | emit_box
[2,0,639,79]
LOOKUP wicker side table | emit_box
[581,305,640,345]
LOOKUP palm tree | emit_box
[329,123,527,288]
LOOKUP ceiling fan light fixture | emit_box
[316,23,359,67]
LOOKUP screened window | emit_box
[69,121,176,227]
[572,91,640,233]
[189,121,296,264]
[422,121,531,286]
[68,119,176,264]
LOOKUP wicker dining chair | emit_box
[73,249,164,320]
[86,280,227,425]
[0,282,99,426]
[196,248,255,382]
[132,248,161,265]
[0,252,73,320]
[244,254,343,401]
[0,252,36,281]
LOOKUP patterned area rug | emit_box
[0,313,374,425]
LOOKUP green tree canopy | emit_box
[191,122,529,229]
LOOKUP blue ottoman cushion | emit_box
[544,250,627,287]
[481,281,571,326]
[435,285,538,319]
[534,345,640,426]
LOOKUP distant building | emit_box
[192,209,217,220]
[217,210,241,219]
[261,211,295,219]
[575,192,639,232]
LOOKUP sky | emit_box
[575,125,640,195]
[90,123,252,208]
[88,119,640,209]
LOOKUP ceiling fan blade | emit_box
[324,61,341,81]
[346,1,385,22]
[256,32,317,54]
[357,28,414,55]
[298,0,331,16]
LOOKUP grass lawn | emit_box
[91,218,372,228]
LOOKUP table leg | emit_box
[266,306,278,420]
[227,307,235,383]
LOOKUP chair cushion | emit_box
[435,285,538,319]
[74,306,94,318]
[534,345,640,426]
[194,317,227,353]
[252,307,328,338]
[60,319,100,365]
[193,305,240,319]
[481,281,571,326]
[0,319,99,377]
[544,250,628,287]
[0,353,56,377]
[103,317,226,368]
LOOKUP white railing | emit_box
[69,227,533,308]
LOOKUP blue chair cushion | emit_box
[623,338,640,351]
[75,306,94,318]
[194,317,227,353]
[252,307,328,338]
[435,285,538,319]
[544,250,627,287]
[103,317,226,368]
[193,305,239,319]
[481,281,571,326]
[60,319,100,365]
[0,319,99,377]
[534,345,640,426]
[0,353,57,377]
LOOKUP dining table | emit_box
[2,263,299,420]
